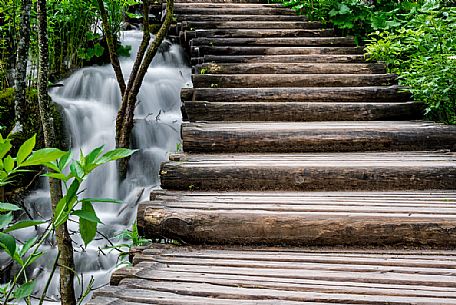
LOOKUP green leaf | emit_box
[4,155,14,173]
[16,135,36,165]
[73,205,102,224]
[0,212,13,229]
[4,220,45,233]
[21,148,67,167]
[0,202,21,212]
[58,151,73,171]
[0,141,12,160]
[70,161,84,180]
[79,201,98,246]
[13,280,36,300]
[19,236,38,256]
[0,232,16,258]
[95,148,137,166]
[43,161,61,173]
[84,146,104,169]
[83,197,122,204]
[43,172,68,181]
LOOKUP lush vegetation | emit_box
[273,0,456,123]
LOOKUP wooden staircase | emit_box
[89,0,456,303]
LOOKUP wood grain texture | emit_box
[181,87,411,103]
[190,36,355,47]
[177,14,307,22]
[138,191,456,246]
[182,121,456,152]
[160,152,456,191]
[191,46,364,56]
[183,29,335,39]
[184,101,424,121]
[193,54,366,64]
[180,20,323,29]
[192,74,395,88]
[88,245,456,305]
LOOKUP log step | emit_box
[173,0,265,3]
[180,21,323,29]
[177,14,307,22]
[194,62,385,74]
[190,37,355,47]
[192,54,367,64]
[184,101,425,121]
[192,74,395,88]
[174,7,296,15]
[89,245,456,305]
[191,46,364,56]
[182,121,456,153]
[172,3,285,8]
[181,87,411,103]
[160,151,456,191]
[183,29,335,39]
[138,191,456,246]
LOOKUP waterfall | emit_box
[1,30,191,302]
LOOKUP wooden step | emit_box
[182,121,456,153]
[160,151,456,191]
[190,37,355,47]
[183,29,335,39]
[173,0,265,3]
[180,20,323,29]
[172,3,285,8]
[177,14,306,22]
[192,74,395,88]
[184,101,425,121]
[138,191,456,246]
[192,54,366,64]
[194,63,385,74]
[174,7,296,15]
[89,245,456,305]
[181,87,410,103]
[191,46,364,56]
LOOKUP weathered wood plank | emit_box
[174,7,297,15]
[194,62,385,74]
[181,121,456,153]
[184,101,424,121]
[160,152,456,191]
[183,29,335,39]
[193,54,366,64]
[191,46,364,56]
[177,14,307,22]
[180,20,323,29]
[190,37,355,47]
[181,87,411,103]
[192,74,395,88]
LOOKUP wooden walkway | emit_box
[89,0,456,303]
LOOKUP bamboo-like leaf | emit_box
[4,220,45,233]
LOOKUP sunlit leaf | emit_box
[21,148,67,167]
[16,135,36,165]
[95,148,137,166]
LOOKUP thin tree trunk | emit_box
[116,0,174,177]
[37,1,77,305]
[96,0,126,96]
[13,0,32,133]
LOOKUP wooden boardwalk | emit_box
[89,0,456,303]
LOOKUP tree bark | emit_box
[36,1,77,304]
[13,0,32,133]
[115,0,175,178]
[96,0,126,96]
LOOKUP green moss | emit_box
[0,88,15,133]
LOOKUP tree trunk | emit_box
[96,0,126,96]
[36,1,77,305]
[115,0,175,178]
[13,0,32,133]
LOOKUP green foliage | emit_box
[0,134,136,302]
[366,2,456,123]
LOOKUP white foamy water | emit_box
[0,30,191,302]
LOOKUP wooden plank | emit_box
[177,14,307,22]
[181,20,323,29]
[194,62,385,74]
[191,46,364,56]
[181,121,456,153]
[190,37,355,47]
[174,7,297,15]
[184,101,424,121]
[192,74,395,88]
[180,87,411,103]
[159,152,456,191]
[183,29,335,39]
[194,54,366,64]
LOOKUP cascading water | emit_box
[1,30,191,302]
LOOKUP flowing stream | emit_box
[1,30,191,302]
